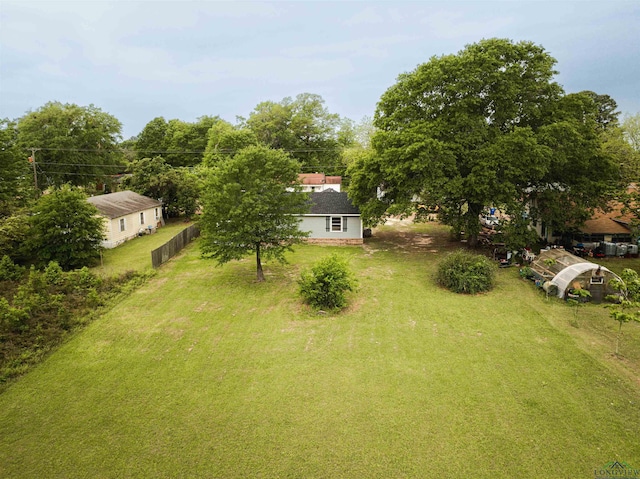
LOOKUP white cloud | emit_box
[38,62,70,78]
[342,6,385,26]
[419,10,514,40]
[117,53,355,86]
[282,35,419,60]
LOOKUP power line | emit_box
[26,147,127,153]
[35,171,123,177]
[34,167,350,179]
[25,146,353,154]
[37,161,126,168]
[33,161,348,171]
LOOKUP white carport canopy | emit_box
[550,263,618,298]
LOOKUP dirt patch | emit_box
[364,217,458,254]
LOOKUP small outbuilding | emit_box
[87,191,164,248]
[299,189,363,244]
[529,249,621,302]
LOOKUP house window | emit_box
[331,216,342,232]
[119,218,126,232]
[155,208,159,220]
[140,212,145,225]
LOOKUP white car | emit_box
[480,215,499,229]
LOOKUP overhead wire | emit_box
[29,146,354,179]
[25,146,358,154]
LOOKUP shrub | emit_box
[519,266,533,279]
[0,297,29,333]
[436,250,496,294]
[299,254,357,310]
[0,255,25,282]
[43,261,65,286]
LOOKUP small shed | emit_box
[529,249,620,302]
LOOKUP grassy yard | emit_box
[95,219,193,276]
[1,222,639,478]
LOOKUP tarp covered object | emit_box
[550,263,614,298]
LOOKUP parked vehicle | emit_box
[480,215,499,229]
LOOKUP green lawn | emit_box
[1,222,639,478]
[96,219,193,276]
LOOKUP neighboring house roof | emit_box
[308,189,359,215]
[580,195,634,235]
[581,212,631,235]
[298,173,342,186]
[87,191,162,219]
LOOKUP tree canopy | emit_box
[618,113,640,238]
[199,145,309,281]
[348,38,620,244]
[134,116,220,167]
[121,156,200,218]
[202,120,258,167]
[243,93,346,174]
[16,102,123,189]
[620,113,640,182]
[0,119,31,217]
[26,185,105,270]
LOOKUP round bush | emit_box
[436,250,496,294]
[298,254,357,310]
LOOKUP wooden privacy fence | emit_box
[151,224,200,268]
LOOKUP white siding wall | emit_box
[300,184,341,192]
[299,215,362,239]
[100,207,163,248]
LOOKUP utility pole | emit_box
[29,148,39,197]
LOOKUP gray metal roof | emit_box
[87,191,162,219]
[308,189,360,215]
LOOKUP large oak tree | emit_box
[348,38,619,245]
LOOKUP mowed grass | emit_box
[1,223,639,478]
[95,219,193,276]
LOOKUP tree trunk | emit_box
[468,232,478,248]
[466,202,483,248]
[256,243,265,282]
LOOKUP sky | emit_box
[1,0,639,139]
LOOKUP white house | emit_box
[87,191,164,248]
[300,189,363,244]
[298,173,342,192]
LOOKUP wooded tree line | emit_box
[0,93,367,269]
[1,38,640,270]
[1,92,362,209]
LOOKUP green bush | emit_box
[0,255,25,282]
[437,250,496,294]
[299,254,357,311]
[0,297,29,333]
